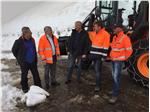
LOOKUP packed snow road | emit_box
[1,57,148,112]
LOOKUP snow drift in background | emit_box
[2,1,95,59]
[2,1,140,59]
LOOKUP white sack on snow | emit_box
[21,85,50,107]
[26,93,46,106]
[29,85,50,96]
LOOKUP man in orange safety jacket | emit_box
[38,26,60,89]
[90,21,110,92]
[108,24,133,104]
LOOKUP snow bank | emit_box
[2,1,94,59]
[1,1,140,59]
[2,85,24,112]
[1,63,24,112]
[2,1,94,34]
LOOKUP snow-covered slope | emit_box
[2,1,94,34]
[2,1,95,58]
[1,1,140,59]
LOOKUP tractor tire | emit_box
[127,38,149,88]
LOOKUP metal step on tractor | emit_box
[58,1,149,87]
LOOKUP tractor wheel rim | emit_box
[137,52,149,79]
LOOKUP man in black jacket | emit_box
[65,21,91,84]
[12,27,41,93]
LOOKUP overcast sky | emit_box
[2,1,43,24]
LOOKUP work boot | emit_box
[77,80,82,84]
[45,84,50,90]
[94,87,100,92]
[108,96,118,104]
[108,90,113,95]
[102,94,110,100]
[51,82,60,86]
[22,89,28,93]
[65,80,71,84]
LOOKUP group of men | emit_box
[12,20,133,104]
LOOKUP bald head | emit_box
[75,21,83,32]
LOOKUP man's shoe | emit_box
[45,84,50,90]
[22,89,28,93]
[51,82,60,86]
[108,90,113,95]
[36,84,42,88]
[108,96,118,104]
[102,94,110,100]
[65,80,71,84]
[94,87,100,92]
[77,80,82,84]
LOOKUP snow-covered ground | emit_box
[1,63,24,112]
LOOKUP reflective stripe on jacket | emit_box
[38,34,60,64]
[90,28,110,58]
[110,31,133,61]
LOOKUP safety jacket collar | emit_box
[19,36,35,43]
[97,28,105,34]
[116,31,124,38]
[72,29,85,33]
[45,34,54,39]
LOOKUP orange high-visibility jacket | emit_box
[110,31,133,61]
[90,28,110,58]
[38,34,60,64]
[88,31,96,42]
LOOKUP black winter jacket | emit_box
[68,29,91,57]
[12,37,37,65]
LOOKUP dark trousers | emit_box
[93,58,102,88]
[66,54,82,81]
[44,56,57,86]
[20,62,41,91]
